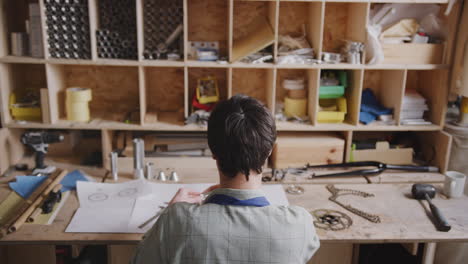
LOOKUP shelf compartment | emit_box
[0,63,48,124]
[361,70,406,125]
[140,0,184,61]
[316,69,363,125]
[95,0,137,60]
[275,69,319,125]
[46,64,140,124]
[187,0,229,60]
[188,67,228,114]
[351,130,451,172]
[0,0,44,58]
[403,69,448,126]
[231,0,277,62]
[232,68,275,111]
[44,0,92,59]
[47,129,103,166]
[143,67,185,125]
[278,1,323,61]
[322,3,367,60]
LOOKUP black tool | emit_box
[412,184,451,232]
[304,161,438,178]
[21,131,64,175]
[41,189,62,214]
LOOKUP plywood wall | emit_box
[63,65,140,121]
[145,67,184,112]
[232,68,268,103]
[323,3,349,53]
[187,0,228,57]
[233,1,268,41]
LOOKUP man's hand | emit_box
[169,185,221,205]
[169,188,203,205]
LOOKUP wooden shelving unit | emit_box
[0,0,462,173]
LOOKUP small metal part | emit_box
[146,162,154,180]
[169,171,179,182]
[286,185,304,195]
[157,171,167,181]
[110,151,118,181]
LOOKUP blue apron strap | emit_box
[204,194,270,207]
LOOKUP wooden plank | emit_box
[3,245,56,264]
[346,70,364,125]
[449,1,468,96]
[271,132,345,168]
[266,68,276,112]
[40,88,51,124]
[382,44,444,65]
[45,64,65,123]
[228,0,234,61]
[308,69,320,125]
[231,16,275,62]
[0,64,13,124]
[108,245,136,264]
[309,243,353,264]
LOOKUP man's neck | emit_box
[219,171,262,189]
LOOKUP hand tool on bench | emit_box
[412,184,451,232]
[0,169,68,235]
[27,184,62,223]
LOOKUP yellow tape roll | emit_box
[66,87,92,122]
[284,97,307,118]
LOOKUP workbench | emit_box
[0,164,467,264]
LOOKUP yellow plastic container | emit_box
[317,97,347,123]
[9,94,42,121]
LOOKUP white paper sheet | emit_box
[66,207,138,233]
[76,179,151,209]
[68,182,289,233]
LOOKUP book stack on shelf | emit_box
[400,90,430,126]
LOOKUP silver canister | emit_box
[133,138,145,179]
[146,162,154,180]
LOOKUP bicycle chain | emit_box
[326,184,381,223]
[312,209,353,231]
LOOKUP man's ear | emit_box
[212,155,217,160]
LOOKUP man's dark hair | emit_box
[208,94,276,180]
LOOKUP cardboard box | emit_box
[382,43,444,64]
[352,141,413,164]
[271,132,345,169]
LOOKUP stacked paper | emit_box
[400,90,431,125]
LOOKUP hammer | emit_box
[412,184,451,232]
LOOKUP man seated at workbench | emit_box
[131,95,320,264]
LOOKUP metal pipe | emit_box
[110,152,118,181]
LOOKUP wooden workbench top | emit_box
[1,177,467,245]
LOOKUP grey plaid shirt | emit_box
[131,188,320,264]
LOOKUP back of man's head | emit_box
[208,95,276,180]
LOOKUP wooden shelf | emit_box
[0,0,460,174]
[0,56,451,70]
